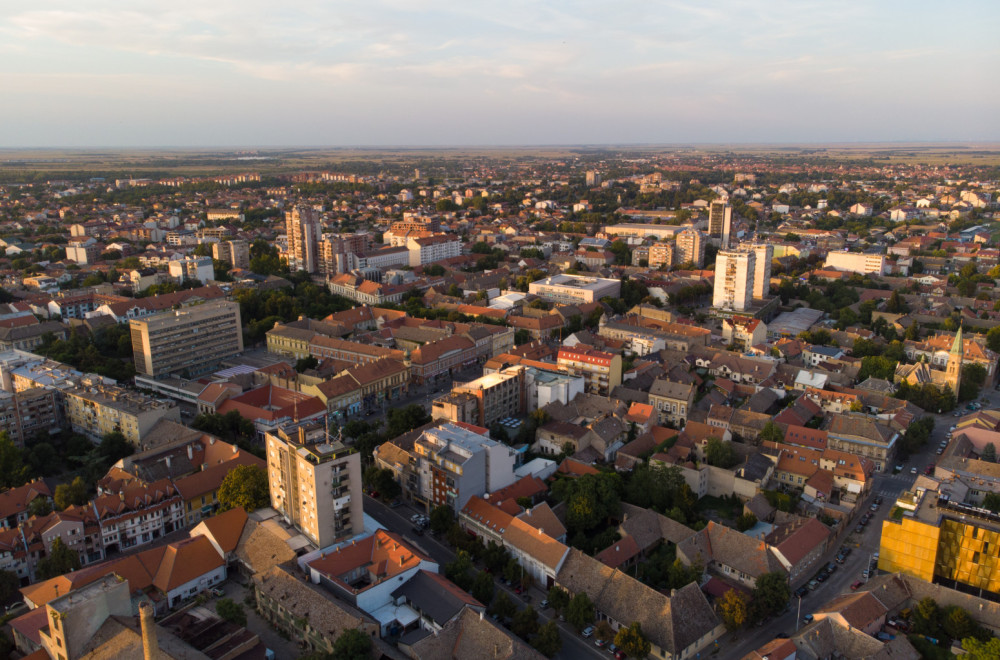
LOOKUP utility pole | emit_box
[795,594,802,632]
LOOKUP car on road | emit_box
[802,614,814,624]
[775,632,790,639]
[874,496,883,505]
[910,467,918,474]
[540,599,548,609]
[862,569,871,579]
[410,514,422,523]
[794,586,808,598]
[389,500,402,508]
[851,580,863,590]
[926,464,935,475]
[410,526,424,536]
[894,464,904,472]
[582,626,595,638]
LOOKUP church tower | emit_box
[945,325,964,392]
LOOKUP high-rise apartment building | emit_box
[167,256,213,284]
[751,243,773,299]
[709,200,733,247]
[823,252,886,275]
[648,242,674,269]
[286,206,321,273]
[212,239,250,269]
[130,300,244,378]
[713,249,756,311]
[266,420,363,549]
[675,229,706,268]
[433,368,525,428]
[585,170,602,186]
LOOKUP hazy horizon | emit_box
[3,1,998,148]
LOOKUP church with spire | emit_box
[895,325,964,392]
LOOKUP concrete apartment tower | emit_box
[751,243,773,299]
[945,325,964,392]
[286,205,321,273]
[709,200,733,248]
[675,229,706,268]
[713,248,756,311]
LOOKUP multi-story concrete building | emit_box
[713,248,756,311]
[406,235,462,267]
[65,241,101,265]
[411,424,517,511]
[751,243,773,299]
[675,228,706,267]
[556,346,622,396]
[0,388,60,447]
[64,381,181,445]
[130,300,244,378]
[168,256,214,284]
[286,205,322,273]
[212,239,250,269]
[585,170,602,186]
[709,200,733,248]
[528,274,620,305]
[265,420,363,549]
[826,414,898,473]
[824,251,886,275]
[433,368,525,428]
[648,242,674,269]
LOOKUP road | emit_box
[364,495,606,660]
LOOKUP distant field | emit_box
[2,143,999,180]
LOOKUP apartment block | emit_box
[168,256,214,283]
[824,251,886,275]
[528,274,620,305]
[556,346,622,396]
[266,420,363,549]
[751,243,773,299]
[286,205,322,273]
[675,228,706,267]
[406,235,462,267]
[64,381,181,445]
[433,368,525,428]
[65,241,101,265]
[212,239,250,269]
[708,200,733,248]
[648,242,674,269]
[713,248,756,311]
[130,300,244,378]
[0,388,60,447]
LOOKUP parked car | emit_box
[851,580,863,590]
[410,526,424,536]
[5,602,27,616]
[825,563,837,574]
[582,626,595,638]
[608,643,619,655]
[794,587,809,598]
[614,651,626,660]
[389,500,402,508]
[410,514,422,523]
[595,639,607,648]
[209,587,225,597]
[540,599,549,609]
[855,525,864,534]
[816,573,828,583]
[910,467,918,474]
[803,614,814,624]
[807,580,819,590]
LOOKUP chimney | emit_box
[140,601,160,660]
[187,445,193,460]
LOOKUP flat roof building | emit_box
[130,300,244,378]
[528,275,620,305]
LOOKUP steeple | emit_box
[951,324,964,355]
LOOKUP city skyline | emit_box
[2,1,999,147]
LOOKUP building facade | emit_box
[265,420,363,549]
[556,346,622,396]
[130,300,244,377]
[286,206,322,273]
[675,228,706,267]
[713,248,756,311]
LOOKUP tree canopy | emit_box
[217,464,269,512]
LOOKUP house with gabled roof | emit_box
[677,521,787,588]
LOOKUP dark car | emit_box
[855,525,864,533]
[826,562,837,573]
[816,573,827,583]
[794,586,808,598]
[410,526,424,536]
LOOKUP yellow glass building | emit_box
[880,491,1000,596]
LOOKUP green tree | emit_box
[532,620,562,657]
[429,504,454,535]
[97,431,135,464]
[982,492,1000,513]
[294,355,318,372]
[962,636,1000,659]
[445,550,473,592]
[216,598,247,626]
[718,588,749,631]
[751,572,790,619]
[0,570,19,606]
[546,585,570,613]
[987,326,1000,353]
[614,622,652,658]
[758,422,784,445]
[36,538,81,580]
[511,605,539,639]
[886,289,909,313]
[54,476,88,510]
[705,437,738,468]
[565,592,595,630]
[385,404,431,439]
[362,466,401,501]
[858,355,898,381]
[736,513,758,532]
[471,570,495,605]
[331,628,372,660]
[0,432,28,489]
[28,497,52,517]
[982,443,997,463]
[911,596,939,636]
[217,464,269,512]
[960,363,987,402]
[490,591,516,620]
[942,605,975,641]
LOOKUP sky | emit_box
[1,0,998,147]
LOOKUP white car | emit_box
[910,467,918,474]
[894,464,904,472]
